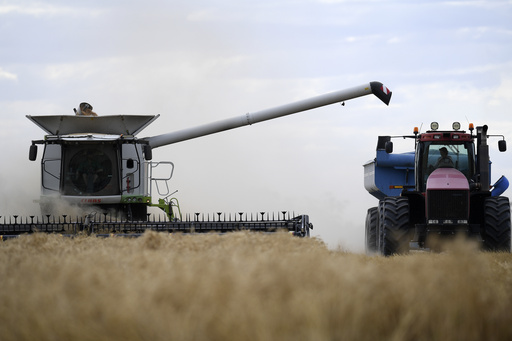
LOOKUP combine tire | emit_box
[483,196,511,252]
[365,207,378,253]
[381,197,411,256]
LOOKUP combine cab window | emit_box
[62,144,120,196]
[418,142,475,191]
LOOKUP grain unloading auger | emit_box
[1,82,392,239]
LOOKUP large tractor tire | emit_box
[381,197,411,256]
[377,200,385,253]
[483,196,511,252]
[365,207,378,253]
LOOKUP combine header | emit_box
[0,212,310,240]
[1,82,392,238]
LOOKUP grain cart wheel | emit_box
[381,197,411,256]
[377,200,385,254]
[483,196,511,252]
[365,207,378,253]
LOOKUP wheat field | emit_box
[0,231,511,341]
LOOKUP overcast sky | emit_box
[1,0,512,250]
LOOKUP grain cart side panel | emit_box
[364,136,415,200]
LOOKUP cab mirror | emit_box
[29,144,38,161]
[143,145,153,160]
[385,141,393,154]
[499,140,507,152]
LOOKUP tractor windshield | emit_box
[417,141,475,192]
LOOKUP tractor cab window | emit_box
[419,142,474,190]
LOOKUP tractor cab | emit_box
[415,122,476,192]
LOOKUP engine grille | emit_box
[427,190,469,221]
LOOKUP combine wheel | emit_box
[381,197,411,256]
[483,197,511,252]
[365,207,378,253]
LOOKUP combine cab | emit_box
[364,122,511,255]
[27,115,160,221]
[1,82,392,238]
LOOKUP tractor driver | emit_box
[434,147,454,168]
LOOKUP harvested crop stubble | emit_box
[0,231,511,341]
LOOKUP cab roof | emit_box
[419,131,472,142]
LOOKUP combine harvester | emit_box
[0,82,392,239]
[364,122,511,255]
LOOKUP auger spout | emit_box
[147,81,391,148]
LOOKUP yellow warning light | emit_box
[413,127,419,134]
[469,123,474,131]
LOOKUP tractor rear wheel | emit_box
[381,197,411,256]
[365,207,378,253]
[483,196,511,252]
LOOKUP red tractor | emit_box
[364,122,510,255]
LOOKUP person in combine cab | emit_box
[74,102,98,116]
[434,147,454,168]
